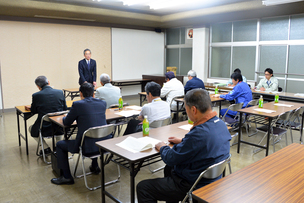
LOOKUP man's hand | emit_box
[168,137,182,144]
[227,84,232,86]
[260,87,266,91]
[25,105,31,111]
[212,94,221,98]
[93,82,97,87]
[155,142,167,151]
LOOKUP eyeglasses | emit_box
[264,73,271,76]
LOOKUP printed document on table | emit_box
[116,136,162,153]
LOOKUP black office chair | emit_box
[278,86,283,92]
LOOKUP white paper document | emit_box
[274,103,294,107]
[115,110,141,117]
[116,136,162,153]
[178,124,193,131]
[253,108,276,113]
[125,106,142,111]
[295,93,304,97]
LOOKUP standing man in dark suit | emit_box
[78,48,97,86]
[51,83,112,185]
[26,76,67,155]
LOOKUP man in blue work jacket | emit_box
[216,72,252,118]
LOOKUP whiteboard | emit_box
[112,28,165,81]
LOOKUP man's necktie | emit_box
[87,60,90,71]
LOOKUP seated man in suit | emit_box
[184,70,205,94]
[95,73,121,108]
[26,76,67,155]
[51,83,111,185]
[136,89,231,203]
[214,72,252,118]
[255,68,279,91]
[124,81,171,135]
[160,71,184,110]
[78,48,97,86]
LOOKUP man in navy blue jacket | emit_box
[137,89,231,203]
[215,72,252,118]
[78,48,97,86]
[184,70,205,94]
[51,83,111,185]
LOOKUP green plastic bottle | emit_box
[143,116,149,137]
[215,85,219,94]
[259,95,263,108]
[275,93,279,103]
[118,96,123,110]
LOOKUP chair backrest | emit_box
[273,110,292,127]
[80,124,117,146]
[108,103,129,109]
[230,133,238,147]
[169,95,184,107]
[40,110,69,129]
[182,154,232,203]
[246,100,258,108]
[278,86,283,92]
[150,117,172,128]
[228,102,244,112]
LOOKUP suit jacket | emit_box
[78,58,97,85]
[95,83,121,108]
[30,86,67,138]
[62,97,109,154]
[184,77,205,94]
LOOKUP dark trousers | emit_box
[124,118,142,135]
[136,166,192,203]
[56,140,97,173]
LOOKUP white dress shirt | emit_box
[139,98,171,124]
[160,78,184,110]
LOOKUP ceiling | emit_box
[0,0,304,29]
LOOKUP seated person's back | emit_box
[124,81,170,135]
[136,89,231,203]
[51,83,110,185]
[30,76,67,139]
[161,71,184,110]
[95,73,121,108]
[184,70,205,94]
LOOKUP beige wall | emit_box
[0,20,111,109]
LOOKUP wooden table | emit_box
[96,121,192,203]
[252,89,304,102]
[142,74,184,88]
[111,79,152,93]
[15,101,76,155]
[205,82,233,92]
[193,143,304,203]
[237,101,304,156]
[63,86,99,100]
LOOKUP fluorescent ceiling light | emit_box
[92,0,208,10]
[262,0,303,6]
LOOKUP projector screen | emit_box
[112,28,164,80]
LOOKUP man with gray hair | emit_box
[95,73,121,108]
[78,48,97,86]
[184,70,205,94]
[136,89,231,202]
[25,76,67,155]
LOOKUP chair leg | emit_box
[147,159,165,173]
[39,132,51,164]
[228,162,232,174]
[73,153,81,178]
[290,128,294,143]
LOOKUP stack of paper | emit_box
[125,106,142,111]
[116,136,161,153]
[253,109,276,113]
[178,124,193,131]
[295,93,304,97]
[115,110,141,117]
[274,103,294,107]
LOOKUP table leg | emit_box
[266,118,271,156]
[130,162,135,203]
[16,111,21,146]
[237,112,242,153]
[300,113,304,144]
[219,101,222,115]
[100,149,106,203]
[176,101,180,122]
[24,117,29,155]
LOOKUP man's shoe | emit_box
[89,165,101,175]
[51,176,74,185]
[39,147,52,156]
